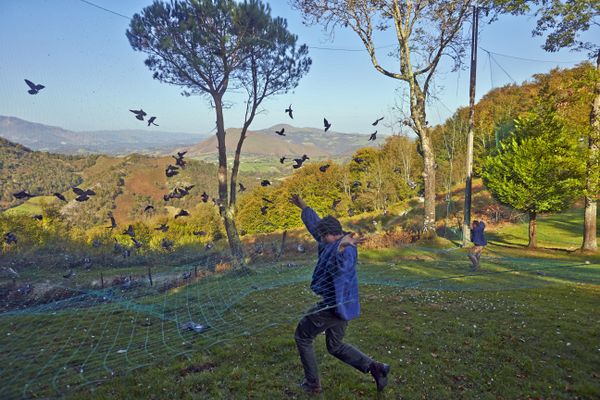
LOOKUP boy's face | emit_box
[322,233,343,244]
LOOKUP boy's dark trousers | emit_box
[295,307,373,387]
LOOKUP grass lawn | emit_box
[2,204,600,399]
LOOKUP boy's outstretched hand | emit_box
[289,194,307,210]
[339,232,366,249]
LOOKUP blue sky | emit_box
[0,0,592,137]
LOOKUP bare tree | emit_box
[292,0,473,235]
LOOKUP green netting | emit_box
[1,241,598,399]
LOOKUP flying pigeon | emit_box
[201,192,209,203]
[368,131,377,141]
[161,238,174,251]
[175,209,190,219]
[72,187,96,202]
[123,224,135,237]
[372,117,384,126]
[165,165,179,178]
[323,118,331,132]
[130,109,147,121]
[275,128,285,136]
[147,116,159,126]
[107,213,117,229]
[4,232,17,245]
[53,192,67,202]
[155,224,169,232]
[238,183,246,192]
[173,154,186,168]
[131,237,142,249]
[13,190,35,200]
[63,269,75,279]
[285,105,293,119]
[319,164,330,173]
[24,79,45,95]
[279,156,286,164]
[144,205,155,212]
[261,180,271,187]
[332,199,341,210]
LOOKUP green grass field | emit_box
[1,208,599,399]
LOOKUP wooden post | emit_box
[463,5,479,247]
[148,267,153,286]
[278,230,288,260]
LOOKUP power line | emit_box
[479,46,579,64]
[77,0,131,20]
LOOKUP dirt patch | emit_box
[180,362,216,376]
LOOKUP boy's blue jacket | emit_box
[471,221,487,246]
[301,207,360,321]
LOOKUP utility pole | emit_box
[462,4,479,247]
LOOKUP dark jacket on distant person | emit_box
[471,221,487,246]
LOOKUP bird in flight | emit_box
[275,128,285,136]
[130,109,147,121]
[165,164,179,178]
[13,190,35,200]
[73,187,96,202]
[24,79,45,95]
[175,209,190,219]
[279,156,286,164]
[323,118,331,132]
[107,212,117,229]
[262,197,274,204]
[293,154,310,169]
[147,116,159,126]
[131,237,143,249]
[261,180,271,187]
[372,117,384,126]
[4,232,17,245]
[368,131,377,141]
[238,183,246,192]
[319,164,330,173]
[285,105,293,119]
[155,224,169,232]
[123,224,136,237]
[53,192,67,202]
[201,192,209,203]
[144,205,155,213]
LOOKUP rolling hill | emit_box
[0,115,207,155]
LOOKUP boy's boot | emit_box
[369,361,391,392]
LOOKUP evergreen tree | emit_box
[481,106,585,247]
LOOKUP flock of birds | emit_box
[5,79,391,262]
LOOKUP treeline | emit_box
[431,63,595,195]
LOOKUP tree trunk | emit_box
[528,210,537,248]
[420,132,437,236]
[582,51,600,252]
[214,94,245,268]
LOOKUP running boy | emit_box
[290,194,390,394]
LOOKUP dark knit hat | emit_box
[316,215,343,236]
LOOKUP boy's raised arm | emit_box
[290,194,321,242]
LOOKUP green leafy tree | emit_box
[481,106,585,248]
[127,0,311,267]
[493,0,599,250]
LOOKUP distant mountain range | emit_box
[0,116,381,157]
[0,116,207,155]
